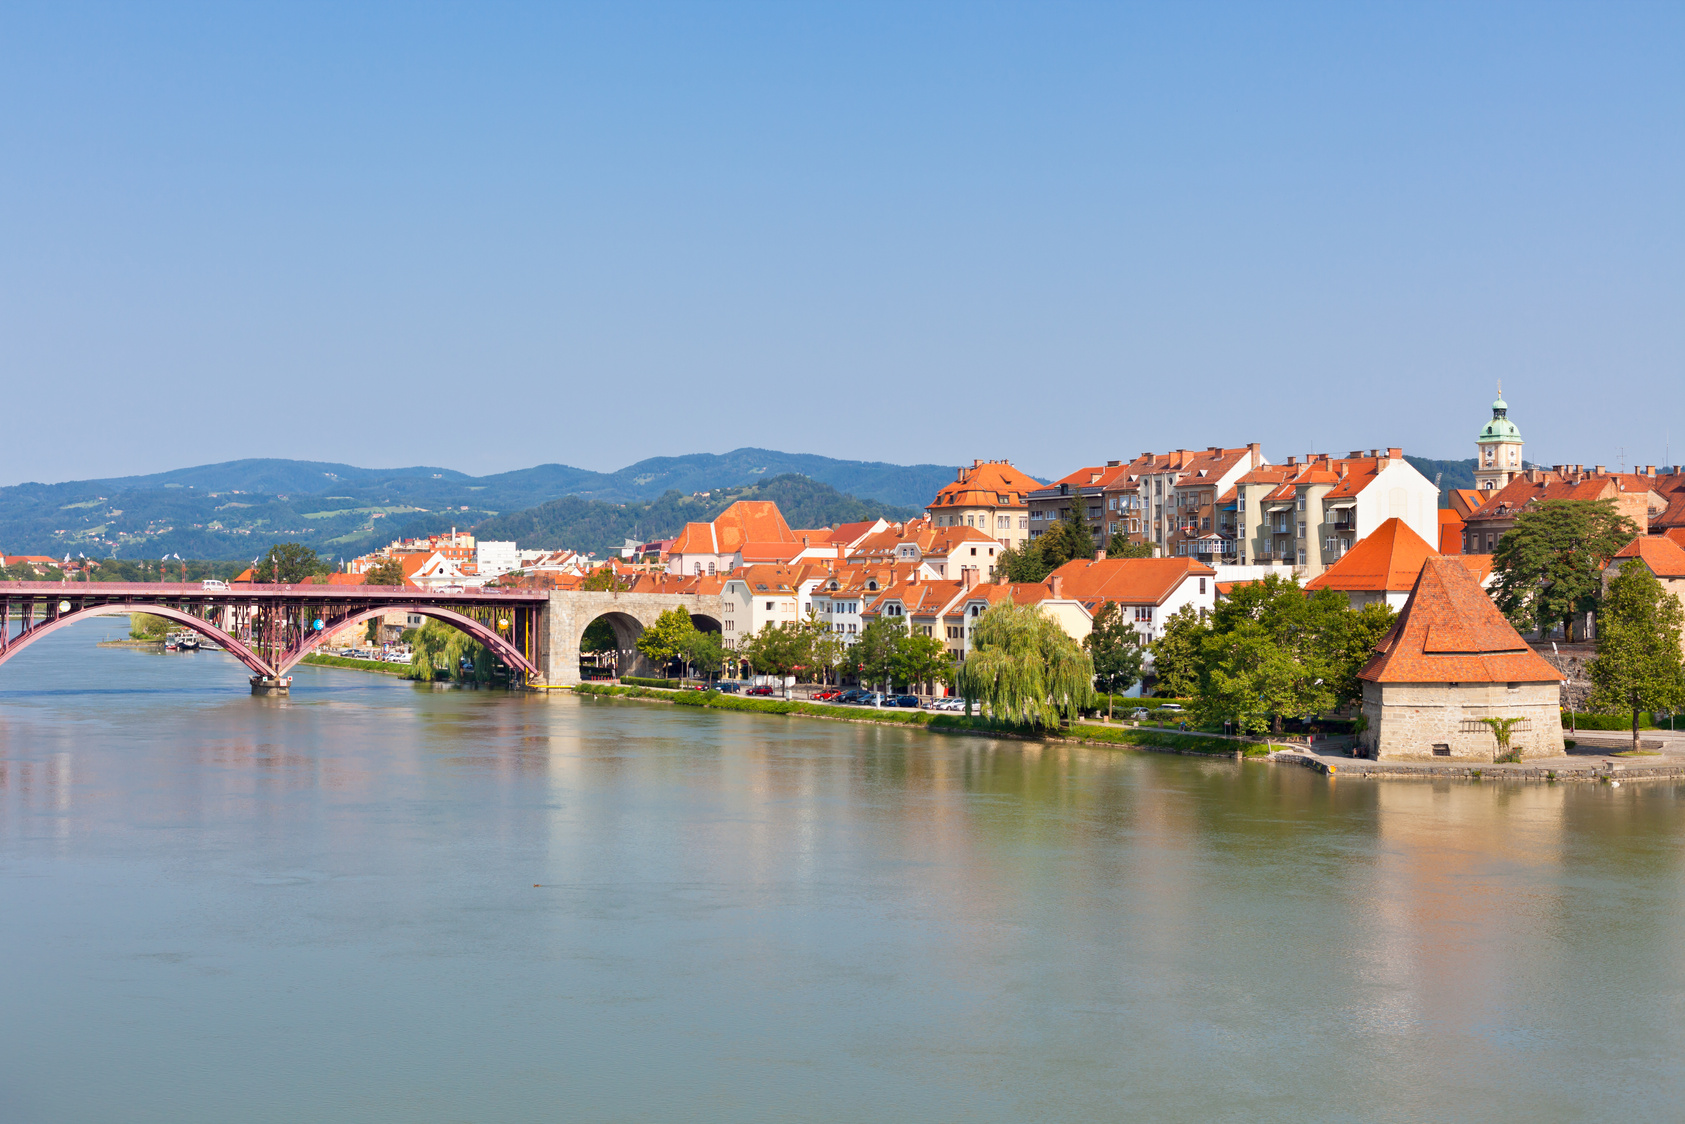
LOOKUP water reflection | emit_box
[3,624,1685,1122]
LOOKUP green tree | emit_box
[800,611,846,685]
[679,627,727,682]
[580,566,628,592]
[740,623,807,697]
[635,607,698,677]
[1195,621,1306,735]
[891,630,951,694]
[408,621,487,683]
[128,612,173,640]
[1105,532,1154,559]
[955,601,1095,727]
[1149,603,1208,698]
[1085,602,1145,716]
[1492,499,1639,640]
[1327,602,1396,703]
[852,616,906,691]
[996,541,1053,583]
[1589,559,1685,753]
[580,617,618,653]
[254,543,332,584]
[363,558,406,587]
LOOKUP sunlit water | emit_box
[3,626,1684,1122]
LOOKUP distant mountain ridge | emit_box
[0,449,958,559]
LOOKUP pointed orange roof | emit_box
[1305,518,1437,594]
[1358,556,1562,685]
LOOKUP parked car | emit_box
[838,688,870,704]
[891,695,922,708]
[1128,708,1150,719]
[746,685,776,697]
[200,579,228,591]
[860,692,886,706]
[813,688,843,701]
[716,682,742,693]
[1156,703,1185,713]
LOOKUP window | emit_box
[1199,578,1206,594]
[1030,510,1044,521]
[706,562,714,576]
[1296,497,1305,511]
[765,601,773,610]
[1134,606,1153,622]
[1325,537,1335,552]
[997,515,1009,528]
[1018,517,1028,529]
[1341,537,1350,552]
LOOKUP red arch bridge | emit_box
[0,581,548,693]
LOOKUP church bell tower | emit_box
[1474,383,1523,492]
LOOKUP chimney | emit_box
[1096,549,1107,562]
[1048,574,1063,598]
[1287,456,1298,466]
[1594,465,1606,475]
[962,567,977,591]
[1107,459,1120,467]
[1387,447,1402,459]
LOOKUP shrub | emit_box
[1563,711,1660,730]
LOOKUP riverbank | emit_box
[97,639,163,648]
[299,652,414,677]
[569,683,1685,783]
[569,683,1271,759]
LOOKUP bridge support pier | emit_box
[250,675,291,696]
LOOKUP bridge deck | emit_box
[0,581,547,602]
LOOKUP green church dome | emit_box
[1479,397,1522,443]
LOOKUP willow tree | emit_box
[955,601,1094,727]
[410,621,490,683]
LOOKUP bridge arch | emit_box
[0,603,276,677]
[282,605,540,678]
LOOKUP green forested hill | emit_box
[0,450,953,560]
[1404,456,1477,506]
[473,475,919,557]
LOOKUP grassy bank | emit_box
[571,683,1269,756]
[299,653,413,677]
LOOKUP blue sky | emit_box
[2,2,1680,485]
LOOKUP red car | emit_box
[745,686,776,697]
[813,689,843,701]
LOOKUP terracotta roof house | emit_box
[1231,450,1439,579]
[953,575,1094,655]
[1048,557,1216,644]
[1355,556,1564,761]
[1027,462,1139,550]
[1306,518,1502,610]
[1604,535,1685,659]
[925,460,1044,551]
[667,500,798,577]
[1461,466,1667,555]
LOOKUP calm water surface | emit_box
[3,628,1684,1122]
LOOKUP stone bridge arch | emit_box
[541,590,724,686]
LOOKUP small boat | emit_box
[164,634,180,651]
[177,634,200,651]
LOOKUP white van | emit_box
[201,579,228,591]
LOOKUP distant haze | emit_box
[1,4,1681,484]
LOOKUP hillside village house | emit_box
[924,460,1042,550]
[848,519,1003,582]
[1133,445,1267,558]
[1229,449,1438,578]
[667,501,841,576]
[720,564,804,648]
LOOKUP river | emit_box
[2,628,1683,1122]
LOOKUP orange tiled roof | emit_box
[1612,534,1685,579]
[1304,519,1437,594]
[1049,557,1216,605]
[670,501,795,556]
[1665,528,1685,551]
[962,581,1065,607]
[1357,556,1562,685]
[862,578,965,620]
[1438,509,1465,554]
[1463,474,1620,525]
[927,460,1043,510]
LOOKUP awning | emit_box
[1324,500,1357,510]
